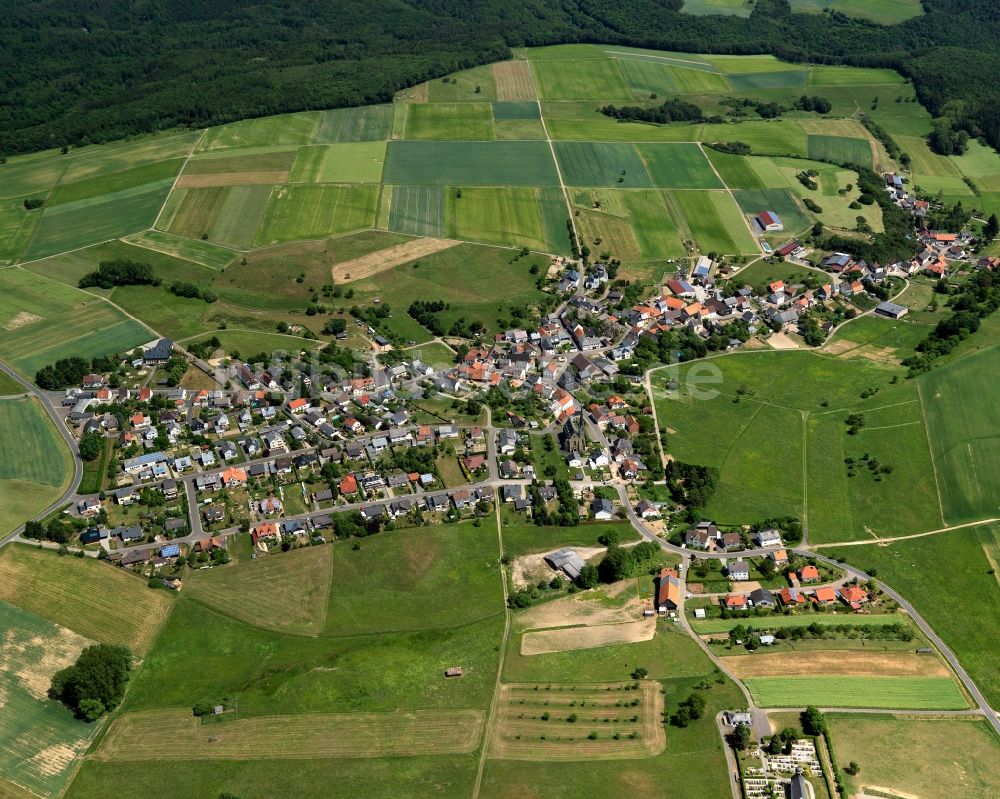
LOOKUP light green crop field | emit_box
[123,230,236,270]
[188,330,320,358]
[827,714,1000,799]
[402,103,496,140]
[444,186,570,253]
[255,184,378,245]
[570,188,687,262]
[679,0,753,17]
[690,613,904,635]
[668,190,758,253]
[162,184,272,248]
[0,398,74,534]
[807,65,906,87]
[0,158,68,200]
[806,134,873,168]
[554,142,653,188]
[617,58,733,95]
[0,268,151,377]
[733,187,811,233]
[289,143,386,184]
[48,159,184,207]
[828,524,1000,708]
[58,131,201,183]
[636,143,723,189]
[918,346,1000,524]
[23,179,174,260]
[197,112,320,152]
[530,57,634,102]
[424,64,498,102]
[0,601,100,798]
[728,70,809,90]
[705,151,769,189]
[790,0,923,25]
[707,119,808,156]
[383,141,558,186]
[744,676,969,710]
[0,197,43,264]
[314,105,395,143]
[182,147,297,176]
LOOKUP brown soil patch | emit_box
[28,743,83,778]
[332,237,458,283]
[768,332,801,350]
[98,709,483,760]
[850,345,900,365]
[823,339,858,355]
[490,681,664,761]
[519,587,643,631]
[521,619,655,656]
[493,61,537,101]
[511,547,604,591]
[721,650,951,679]
[0,623,91,701]
[395,83,428,103]
[731,580,762,593]
[177,171,289,188]
[3,311,41,331]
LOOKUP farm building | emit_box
[655,568,682,612]
[545,548,585,581]
[875,301,908,319]
[756,211,783,232]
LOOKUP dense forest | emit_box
[2,0,1000,154]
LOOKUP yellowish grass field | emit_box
[493,61,537,101]
[186,545,333,636]
[0,544,172,655]
[490,681,665,761]
[521,619,656,656]
[721,650,951,679]
[97,708,484,760]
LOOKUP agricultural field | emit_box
[827,523,1000,708]
[97,708,484,760]
[918,345,1000,524]
[187,545,334,636]
[0,544,173,655]
[743,675,968,710]
[0,268,152,377]
[690,612,905,636]
[0,398,74,535]
[0,601,101,798]
[826,714,1000,799]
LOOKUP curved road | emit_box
[0,361,83,546]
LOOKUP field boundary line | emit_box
[809,517,1000,549]
[697,142,763,254]
[471,497,512,799]
[915,381,947,527]
[151,127,206,232]
[533,69,580,255]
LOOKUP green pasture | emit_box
[23,179,174,260]
[501,521,639,558]
[690,613,903,635]
[68,756,480,799]
[679,0,754,16]
[188,330,320,358]
[617,58,732,96]
[383,141,558,185]
[60,131,200,183]
[48,159,184,207]
[0,157,67,200]
[744,676,968,710]
[0,601,99,798]
[705,120,807,157]
[789,0,923,24]
[445,186,570,253]
[807,65,906,87]
[0,398,74,534]
[492,101,540,121]
[314,105,395,143]
[326,521,504,636]
[402,103,495,140]
[425,64,498,102]
[668,190,758,253]
[728,70,808,90]
[705,152,770,189]
[123,597,504,717]
[571,189,686,261]
[197,112,320,152]
[919,346,1000,524]
[828,524,1000,708]
[806,134,873,168]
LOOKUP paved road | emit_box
[808,551,1000,736]
[0,361,83,545]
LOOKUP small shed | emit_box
[444,667,464,678]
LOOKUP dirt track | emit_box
[332,237,459,283]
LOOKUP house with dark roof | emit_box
[144,339,174,364]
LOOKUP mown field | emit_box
[0,544,174,655]
[0,601,99,798]
[744,675,969,710]
[0,398,74,535]
[827,523,1000,708]
[827,713,1000,799]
